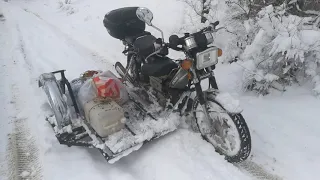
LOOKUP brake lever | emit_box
[170,46,183,51]
[206,21,222,32]
[165,42,183,51]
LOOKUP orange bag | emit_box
[93,76,120,99]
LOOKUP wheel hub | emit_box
[196,102,241,157]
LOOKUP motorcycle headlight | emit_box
[196,47,219,70]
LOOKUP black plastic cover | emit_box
[141,57,178,77]
[103,7,146,40]
[193,32,208,49]
[133,35,156,57]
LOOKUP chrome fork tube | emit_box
[191,67,215,134]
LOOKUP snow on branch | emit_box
[179,0,212,23]
[180,0,320,96]
[241,5,320,95]
[58,0,78,15]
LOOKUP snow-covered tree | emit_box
[179,0,212,23]
[242,5,320,95]
[179,0,253,62]
[180,0,320,96]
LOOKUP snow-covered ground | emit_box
[0,0,319,180]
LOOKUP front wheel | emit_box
[193,95,251,163]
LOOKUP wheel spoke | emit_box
[196,100,241,157]
[194,97,251,162]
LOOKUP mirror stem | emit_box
[152,25,164,43]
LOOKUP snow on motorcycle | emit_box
[38,7,251,164]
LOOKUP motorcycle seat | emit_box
[141,57,178,77]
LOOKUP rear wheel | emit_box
[193,95,251,163]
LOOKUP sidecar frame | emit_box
[38,70,180,163]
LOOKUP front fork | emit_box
[193,67,218,106]
[192,67,218,133]
[207,66,218,90]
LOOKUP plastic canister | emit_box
[84,99,125,137]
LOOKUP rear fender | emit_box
[39,73,56,87]
[39,73,71,130]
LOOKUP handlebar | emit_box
[167,43,183,51]
[199,21,219,32]
[167,21,222,51]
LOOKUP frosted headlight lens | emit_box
[196,47,218,70]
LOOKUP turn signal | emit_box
[181,59,193,70]
[187,72,192,80]
[218,48,223,57]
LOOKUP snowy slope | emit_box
[1,0,320,180]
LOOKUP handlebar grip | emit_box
[168,35,184,51]
[213,21,219,27]
[169,35,180,47]
[207,21,220,31]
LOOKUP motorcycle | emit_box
[38,7,251,164]
[110,7,251,163]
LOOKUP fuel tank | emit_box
[169,68,189,89]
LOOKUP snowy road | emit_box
[0,2,253,180]
[1,1,320,180]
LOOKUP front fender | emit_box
[204,88,243,114]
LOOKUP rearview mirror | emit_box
[136,7,153,26]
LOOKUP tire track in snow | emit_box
[2,83,43,180]
[236,161,283,180]
[22,7,114,69]
[1,86,43,180]
[16,25,33,72]
[11,24,43,179]
[0,19,43,179]
[1,133,18,180]
[13,118,43,180]
[4,118,43,180]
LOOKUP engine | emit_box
[149,76,167,107]
[149,69,184,108]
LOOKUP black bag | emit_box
[103,7,146,40]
